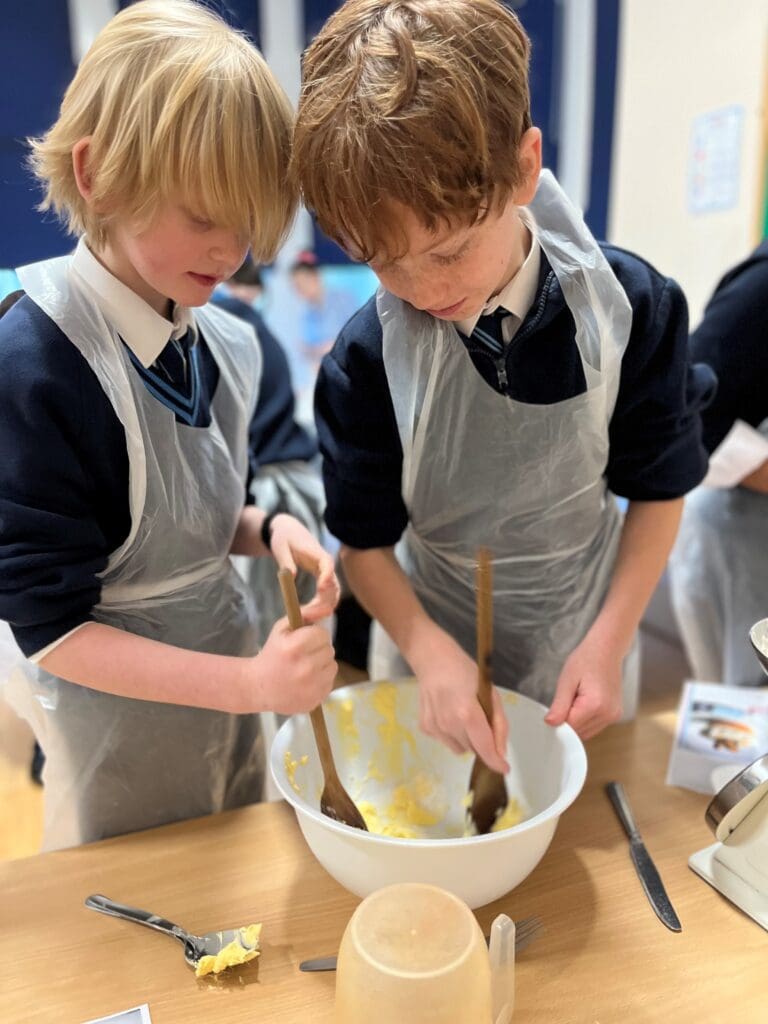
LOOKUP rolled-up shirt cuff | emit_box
[703,419,768,488]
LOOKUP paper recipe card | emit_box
[666,682,768,794]
[82,1006,152,1024]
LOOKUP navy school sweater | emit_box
[687,240,768,453]
[0,292,315,657]
[315,244,716,549]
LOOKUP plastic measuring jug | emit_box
[334,883,516,1023]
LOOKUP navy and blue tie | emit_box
[469,308,511,357]
[125,328,202,425]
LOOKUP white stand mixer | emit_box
[688,619,768,931]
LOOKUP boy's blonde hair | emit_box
[29,0,295,261]
[293,0,531,262]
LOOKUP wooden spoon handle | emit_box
[277,567,340,781]
[476,547,494,723]
[278,567,304,631]
[308,706,339,780]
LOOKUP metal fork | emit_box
[298,914,543,972]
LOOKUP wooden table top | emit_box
[2,696,766,1024]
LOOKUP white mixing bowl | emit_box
[270,678,587,909]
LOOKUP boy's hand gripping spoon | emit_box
[278,568,368,831]
[468,548,508,834]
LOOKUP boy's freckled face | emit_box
[367,199,529,322]
[103,203,249,316]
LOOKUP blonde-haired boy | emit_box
[295,0,713,771]
[30,0,293,263]
[0,0,338,849]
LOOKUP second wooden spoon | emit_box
[467,548,508,835]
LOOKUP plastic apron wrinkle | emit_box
[234,460,326,648]
[669,417,768,687]
[372,171,640,712]
[5,254,265,850]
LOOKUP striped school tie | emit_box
[126,328,202,425]
[155,331,192,396]
[470,308,512,357]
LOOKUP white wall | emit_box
[609,0,768,325]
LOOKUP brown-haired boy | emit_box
[294,0,713,770]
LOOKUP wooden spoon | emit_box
[468,548,508,835]
[277,568,368,831]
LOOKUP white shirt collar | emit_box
[456,210,540,338]
[70,237,197,368]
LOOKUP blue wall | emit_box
[0,0,618,269]
[1,2,76,266]
[0,1,261,269]
[590,0,621,241]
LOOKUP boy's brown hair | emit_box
[29,0,296,262]
[292,0,531,262]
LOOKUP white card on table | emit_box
[82,1005,152,1024]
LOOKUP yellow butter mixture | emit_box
[195,924,262,978]
[284,751,309,794]
[358,775,443,838]
[490,798,524,832]
[285,683,528,840]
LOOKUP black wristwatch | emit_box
[260,512,278,551]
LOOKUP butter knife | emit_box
[606,781,682,932]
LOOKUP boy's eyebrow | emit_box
[417,225,472,259]
[430,238,471,259]
[180,202,209,221]
[376,231,470,265]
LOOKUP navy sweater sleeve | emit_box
[688,242,768,453]
[603,246,713,500]
[0,297,129,656]
[315,297,407,548]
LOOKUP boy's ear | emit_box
[513,127,543,206]
[72,137,96,203]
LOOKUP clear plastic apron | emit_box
[5,253,264,849]
[371,171,640,713]
[669,419,768,687]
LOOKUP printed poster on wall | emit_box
[687,105,745,215]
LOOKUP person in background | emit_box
[669,241,768,687]
[293,0,714,772]
[222,257,266,311]
[290,250,359,369]
[215,260,326,644]
[0,1,338,849]
[0,287,23,318]
[217,259,373,680]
